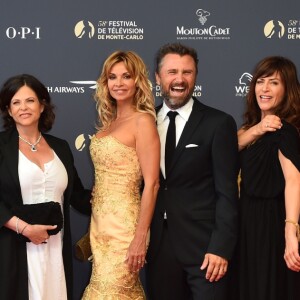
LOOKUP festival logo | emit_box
[286,19,300,39]
[75,134,92,151]
[235,72,252,97]
[264,20,285,38]
[74,19,144,40]
[74,20,95,39]
[263,19,300,40]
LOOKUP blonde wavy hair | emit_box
[95,50,156,131]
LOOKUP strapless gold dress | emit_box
[82,135,145,300]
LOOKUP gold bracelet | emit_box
[285,220,300,241]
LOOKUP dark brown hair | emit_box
[243,56,300,131]
[155,43,199,74]
[0,74,55,131]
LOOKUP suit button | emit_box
[164,186,168,190]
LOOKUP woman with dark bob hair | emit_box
[0,74,91,300]
[236,56,300,300]
[0,74,55,131]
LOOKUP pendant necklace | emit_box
[19,132,42,152]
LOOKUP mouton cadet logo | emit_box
[176,8,231,41]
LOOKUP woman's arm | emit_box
[4,216,57,245]
[126,113,160,273]
[279,150,300,272]
[61,139,92,215]
[238,115,282,151]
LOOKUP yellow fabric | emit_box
[82,135,146,299]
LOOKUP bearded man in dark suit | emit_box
[146,43,239,300]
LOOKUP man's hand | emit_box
[200,253,228,282]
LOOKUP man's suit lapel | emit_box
[168,99,206,175]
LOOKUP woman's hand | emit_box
[125,234,147,273]
[255,115,282,135]
[238,115,282,150]
[284,224,300,272]
[22,224,57,245]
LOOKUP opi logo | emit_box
[6,27,41,39]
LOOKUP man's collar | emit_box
[157,98,194,123]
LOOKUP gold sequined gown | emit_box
[82,135,146,300]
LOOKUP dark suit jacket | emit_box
[0,128,91,300]
[147,98,239,265]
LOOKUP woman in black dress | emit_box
[237,56,300,300]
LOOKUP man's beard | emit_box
[161,86,193,109]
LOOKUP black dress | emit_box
[238,121,300,300]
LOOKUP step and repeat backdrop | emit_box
[1,0,299,298]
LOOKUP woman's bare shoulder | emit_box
[133,111,155,125]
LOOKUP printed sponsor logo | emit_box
[155,84,202,98]
[47,81,96,94]
[264,20,285,38]
[74,20,144,40]
[74,20,95,38]
[75,134,92,151]
[263,19,300,40]
[6,26,41,39]
[235,72,252,97]
[196,9,210,25]
[176,8,231,41]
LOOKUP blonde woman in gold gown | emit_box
[82,51,160,299]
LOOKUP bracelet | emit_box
[285,219,299,227]
[16,217,20,234]
[285,220,300,241]
[20,224,28,235]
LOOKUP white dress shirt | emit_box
[157,98,194,178]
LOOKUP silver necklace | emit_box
[18,132,42,152]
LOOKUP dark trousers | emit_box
[146,222,229,300]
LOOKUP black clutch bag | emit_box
[12,201,64,242]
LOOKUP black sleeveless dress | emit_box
[238,120,300,300]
